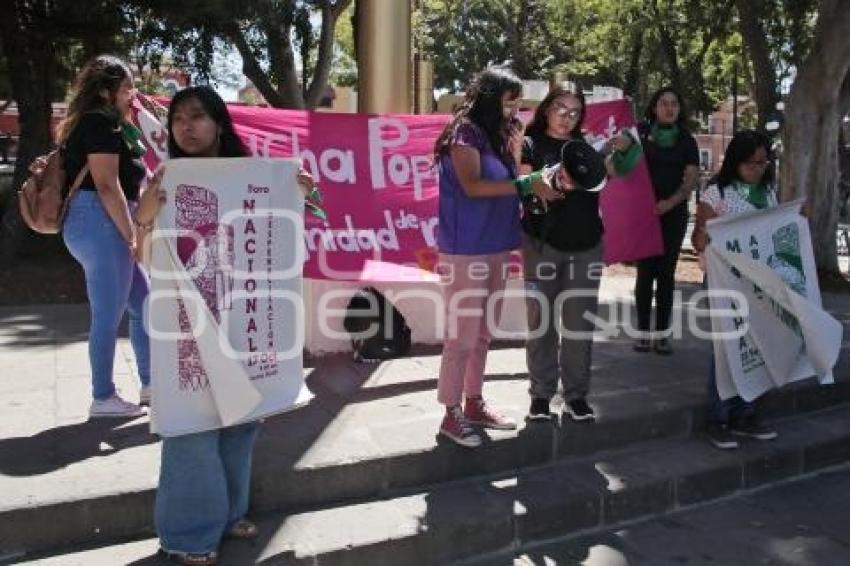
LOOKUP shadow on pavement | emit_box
[0,417,155,476]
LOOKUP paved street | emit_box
[506,465,850,566]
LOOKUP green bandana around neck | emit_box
[733,180,769,210]
[649,123,679,148]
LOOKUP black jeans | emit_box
[635,206,688,334]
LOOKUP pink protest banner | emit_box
[581,99,663,265]
[133,95,661,281]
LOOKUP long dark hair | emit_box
[644,86,690,131]
[433,66,522,166]
[167,85,247,158]
[524,87,586,140]
[57,55,132,143]
[715,129,774,189]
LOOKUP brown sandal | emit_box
[225,518,258,539]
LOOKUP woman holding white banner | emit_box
[134,86,315,565]
[692,129,779,450]
[432,67,558,447]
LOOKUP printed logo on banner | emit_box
[173,184,235,391]
[176,298,209,391]
[768,223,806,294]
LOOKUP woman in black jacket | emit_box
[520,87,634,422]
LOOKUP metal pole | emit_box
[415,60,434,114]
[357,0,412,113]
[732,64,738,134]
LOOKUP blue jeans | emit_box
[155,422,261,554]
[62,190,150,400]
[707,355,754,424]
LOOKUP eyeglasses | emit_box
[551,103,582,119]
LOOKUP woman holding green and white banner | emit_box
[692,129,780,451]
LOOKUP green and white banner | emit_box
[706,200,842,402]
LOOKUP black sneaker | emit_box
[527,398,553,421]
[565,398,596,422]
[729,416,778,441]
[707,423,739,450]
[633,338,651,352]
[653,337,672,355]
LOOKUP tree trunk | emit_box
[623,27,644,98]
[780,0,850,274]
[0,2,57,264]
[687,0,735,114]
[838,72,850,221]
[736,0,779,128]
[841,68,850,117]
[495,1,525,77]
[649,0,684,97]
[267,25,305,108]
[304,0,353,108]
[230,0,350,111]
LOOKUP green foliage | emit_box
[418,0,816,122]
[0,0,823,115]
[330,2,357,87]
[760,0,818,90]
[419,0,510,91]
[129,0,352,108]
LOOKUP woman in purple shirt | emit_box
[433,67,556,447]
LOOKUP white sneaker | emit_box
[90,394,146,418]
[139,385,151,406]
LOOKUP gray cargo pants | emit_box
[523,234,602,402]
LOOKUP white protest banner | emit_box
[148,157,311,437]
[705,199,841,402]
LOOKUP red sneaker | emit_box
[464,397,517,430]
[439,406,482,448]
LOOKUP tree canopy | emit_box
[129,0,352,108]
[0,0,845,273]
[418,0,817,120]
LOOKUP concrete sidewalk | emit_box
[2,276,850,563]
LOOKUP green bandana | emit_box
[611,131,643,176]
[121,121,147,158]
[733,180,769,210]
[649,123,679,148]
[514,170,544,198]
[306,201,328,221]
[305,185,327,221]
